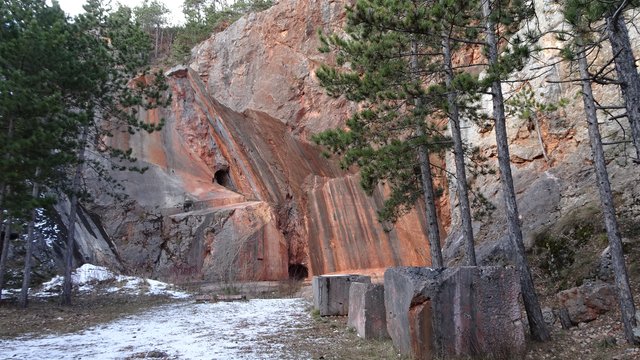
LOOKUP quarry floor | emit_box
[0,284,639,360]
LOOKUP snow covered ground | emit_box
[0,298,312,359]
[1,264,190,300]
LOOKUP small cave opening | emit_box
[214,168,232,189]
[288,264,309,281]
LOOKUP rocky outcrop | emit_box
[443,1,640,264]
[72,0,639,284]
[87,58,434,281]
[190,0,355,140]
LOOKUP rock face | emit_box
[442,0,640,265]
[78,0,437,283]
[384,267,525,359]
[190,0,355,140]
[69,0,639,285]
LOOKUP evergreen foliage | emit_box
[0,0,171,305]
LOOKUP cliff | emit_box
[78,0,639,282]
[88,23,435,281]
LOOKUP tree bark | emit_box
[62,129,88,305]
[482,0,550,341]
[411,39,444,268]
[442,33,477,266]
[577,41,638,344]
[606,14,640,162]
[19,168,41,308]
[0,216,13,299]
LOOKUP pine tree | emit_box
[481,0,550,342]
[57,0,171,305]
[563,0,639,344]
[314,0,459,267]
[563,0,640,161]
[0,0,81,301]
[134,0,169,58]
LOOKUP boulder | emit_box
[347,283,389,339]
[312,275,371,316]
[557,281,617,324]
[384,266,525,360]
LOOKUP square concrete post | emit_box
[347,283,389,339]
[312,274,371,316]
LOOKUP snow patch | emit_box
[4,264,190,299]
[0,298,312,359]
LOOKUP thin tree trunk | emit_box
[0,216,13,299]
[442,33,477,266]
[411,39,444,268]
[577,41,638,344]
[533,114,550,163]
[0,116,14,230]
[155,25,159,58]
[19,168,41,308]
[62,129,88,305]
[482,0,550,341]
[606,14,640,162]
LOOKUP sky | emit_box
[53,0,186,25]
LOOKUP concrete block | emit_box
[312,274,371,316]
[384,267,441,359]
[436,266,525,358]
[384,266,525,359]
[347,283,389,339]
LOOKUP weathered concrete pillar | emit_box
[347,283,389,339]
[384,266,525,360]
[436,267,525,358]
[312,274,371,316]
[384,267,441,359]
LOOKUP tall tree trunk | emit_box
[0,216,13,299]
[62,129,88,305]
[411,39,444,268]
[606,13,640,162]
[155,25,159,58]
[0,116,14,238]
[19,168,41,308]
[160,27,164,56]
[442,33,477,266]
[482,0,550,341]
[577,41,638,345]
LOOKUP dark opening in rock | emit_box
[214,169,231,188]
[288,264,309,280]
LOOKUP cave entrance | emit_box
[288,264,309,281]
[214,169,231,188]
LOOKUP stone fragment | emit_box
[555,308,575,329]
[557,281,616,323]
[312,275,371,316]
[347,283,389,339]
[384,266,525,360]
[542,306,556,327]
